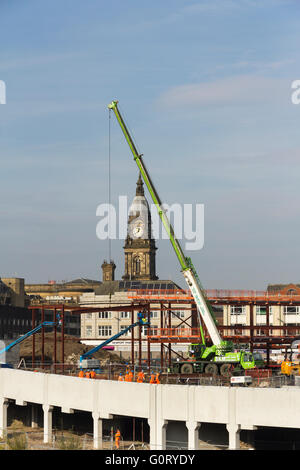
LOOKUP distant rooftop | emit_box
[93,279,183,296]
[25,278,102,294]
[267,283,300,293]
[64,278,101,285]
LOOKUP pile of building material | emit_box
[19,332,122,365]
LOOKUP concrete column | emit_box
[92,412,103,450]
[148,418,167,450]
[160,420,168,450]
[186,420,201,450]
[156,419,167,451]
[42,404,53,444]
[31,404,39,428]
[0,398,9,438]
[148,418,156,450]
[226,423,240,450]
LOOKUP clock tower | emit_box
[123,174,158,280]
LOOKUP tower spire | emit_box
[136,172,144,196]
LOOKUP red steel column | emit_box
[160,302,164,370]
[168,302,171,369]
[249,303,254,353]
[147,303,151,371]
[41,306,45,368]
[61,305,65,373]
[266,304,270,367]
[53,307,57,373]
[131,306,135,368]
[32,308,36,369]
[138,312,142,368]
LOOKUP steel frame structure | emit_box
[128,290,300,370]
[28,302,151,371]
[27,291,300,373]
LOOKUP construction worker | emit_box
[118,373,124,382]
[128,370,133,382]
[115,428,121,449]
[85,371,91,379]
[90,370,96,379]
[136,370,145,383]
[124,370,130,382]
[149,372,156,384]
[78,369,84,378]
[155,372,161,384]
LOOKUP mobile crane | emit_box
[78,312,149,369]
[0,316,61,368]
[108,100,258,376]
[281,339,300,376]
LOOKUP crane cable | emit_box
[108,108,112,262]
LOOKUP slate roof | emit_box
[93,279,183,296]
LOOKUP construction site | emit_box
[1,101,300,452]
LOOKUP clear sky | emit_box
[1,0,300,289]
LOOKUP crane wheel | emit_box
[180,363,194,374]
[204,363,219,375]
[220,363,233,377]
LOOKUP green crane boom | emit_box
[108,100,223,347]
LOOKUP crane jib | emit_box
[108,100,222,347]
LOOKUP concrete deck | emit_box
[1,369,300,450]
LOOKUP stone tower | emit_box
[123,174,158,280]
[101,260,116,282]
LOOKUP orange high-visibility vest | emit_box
[115,430,121,448]
[137,371,145,383]
[150,374,156,384]
[127,371,133,382]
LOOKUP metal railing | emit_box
[127,288,300,302]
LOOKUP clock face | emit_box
[130,219,145,238]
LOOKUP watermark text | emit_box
[96,196,204,251]
[0,80,6,104]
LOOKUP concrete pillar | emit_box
[226,423,240,450]
[92,412,103,450]
[43,404,53,444]
[158,419,168,451]
[148,418,167,450]
[186,420,201,450]
[0,398,9,438]
[148,418,156,450]
[31,404,39,428]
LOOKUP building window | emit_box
[120,311,130,319]
[86,326,92,337]
[98,311,111,319]
[135,257,141,275]
[98,325,112,337]
[150,311,158,319]
[85,313,92,319]
[284,306,300,314]
[230,306,246,315]
[120,325,130,336]
[172,310,185,319]
[146,325,157,336]
[256,306,273,315]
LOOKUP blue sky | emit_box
[1,0,300,289]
